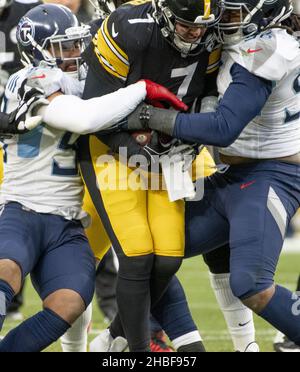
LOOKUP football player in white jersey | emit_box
[0,3,181,352]
[126,0,300,348]
[273,1,300,352]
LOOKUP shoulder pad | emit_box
[225,29,299,81]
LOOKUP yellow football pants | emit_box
[81,135,216,261]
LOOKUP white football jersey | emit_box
[0,67,85,221]
[218,29,300,159]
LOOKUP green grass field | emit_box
[1,252,299,352]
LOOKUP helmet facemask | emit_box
[153,0,225,57]
[20,23,91,80]
[47,25,92,80]
[216,0,293,45]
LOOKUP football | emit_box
[131,130,152,146]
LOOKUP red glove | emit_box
[142,79,188,112]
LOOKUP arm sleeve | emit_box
[173,63,273,146]
[42,82,146,134]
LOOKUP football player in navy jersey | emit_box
[127,0,300,348]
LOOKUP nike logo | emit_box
[112,23,119,38]
[247,48,263,54]
[31,74,46,79]
[240,181,256,190]
[239,320,252,327]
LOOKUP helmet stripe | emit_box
[203,0,211,19]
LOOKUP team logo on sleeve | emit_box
[17,18,35,46]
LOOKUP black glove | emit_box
[126,103,179,136]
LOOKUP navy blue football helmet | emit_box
[216,0,293,43]
[16,4,91,73]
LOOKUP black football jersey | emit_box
[82,0,221,107]
[0,0,41,75]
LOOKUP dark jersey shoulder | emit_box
[0,0,41,75]
[83,0,221,106]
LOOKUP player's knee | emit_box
[118,254,154,281]
[230,270,273,301]
[43,289,86,325]
[230,271,257,299]
[0,259,22,294]
[152,256,183,280]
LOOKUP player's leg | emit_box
[227,162,300,346]
[81,135,155,352]
[274,274,300,352]
[60,303,93,352]
[94,250,118,323]
[149,176,231,352]
[59,185,112,353]
[0,203,41,333]
[203,246,258,352]
[148,189,184,307]
[0,216,95,352]
[152,275,205,352]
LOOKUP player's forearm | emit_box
[140,64,272,146]
[173,71,271,146]
[42,82,147,134]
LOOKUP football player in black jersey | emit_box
[80,0,223,352]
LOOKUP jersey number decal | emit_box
[52,132,79,176]
[285,73,300,123]
[171,62,199,100]
[16,129,78,176]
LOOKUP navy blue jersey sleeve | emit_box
[173,63,273,146]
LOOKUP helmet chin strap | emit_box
[173,33,200,55]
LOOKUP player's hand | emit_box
[142,80,188,112]
[167,143,199,172]
[3,80,49,135]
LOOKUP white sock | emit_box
[60,303,93,352]
[172,331,202,350]
[209,273,256,352]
